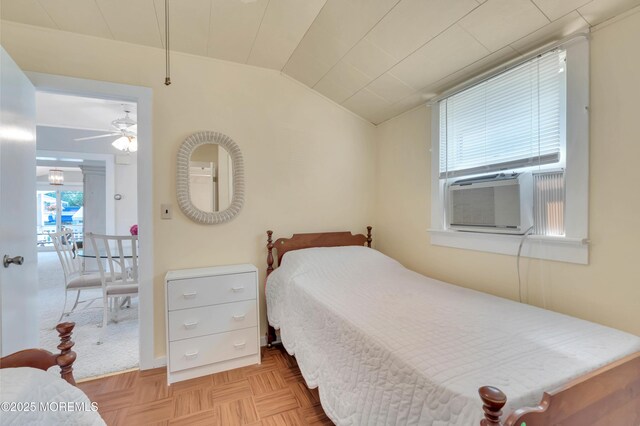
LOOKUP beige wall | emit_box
[374,10,640,336]
[0,22,376,356]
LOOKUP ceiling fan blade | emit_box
[74,133,119,141]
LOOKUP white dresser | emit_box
[165,264,261,384]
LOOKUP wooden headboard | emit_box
[264,226,372,347]
[266,226,372,277]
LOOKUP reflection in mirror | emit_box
[189,144,233,213]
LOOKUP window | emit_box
[439,50,565,180]
[430,37,589,264]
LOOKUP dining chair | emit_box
[87,233,139,344]
[51,228,103,322]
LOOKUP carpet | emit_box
[38,251,139,380]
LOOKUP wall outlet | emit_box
[161,204,172,219]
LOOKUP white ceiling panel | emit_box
[532,0,593,21]
[283,0,398,87]
[510,11,589,54]
[38,0,112,38]
[315,0,400,47]
[372,91,426,124]
[342,38,397,79]
[389,25,490,90]
[283,49,335,88]
[421,46,520,96]
[314,60,371,104]
[342,88,390,122]
[153,0,211,56]
[95,0,162,48]
[458,0,550,51]
[365,0,479,61]
[367,72,416,104]
[282,23,351,86]
[578,0,640,25]
[247,0,326,70]
[0,0,57,29]
[206,0,268,62]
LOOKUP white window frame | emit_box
[429,36,590,264]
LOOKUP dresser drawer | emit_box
[168,300,257,341]
[169,327,258,372]
[167,272,256,311]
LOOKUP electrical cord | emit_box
[517,226,535,303]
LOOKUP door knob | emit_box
[3,255,24,268]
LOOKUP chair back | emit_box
[87,233,139,286]
[51,228,82,282]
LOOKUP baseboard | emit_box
[145,356,166,369]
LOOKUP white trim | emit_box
[429,38,590,265]
[429,230,589,264]
[27,72,155,370]
[153,356,167,368]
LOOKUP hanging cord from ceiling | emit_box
[517,226,534,303]
[164,0,171,86]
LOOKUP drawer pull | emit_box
[233,342,246,349]
[183,292,197,299]
[231,286,244,292]
[184,321,199,329]
[184,351,199,360]
[232,314,246,321]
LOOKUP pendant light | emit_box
[48,169,64,186]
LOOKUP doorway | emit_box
[27,72,155,376]
[35,93,141,379]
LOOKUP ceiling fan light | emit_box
[112,136,138,153]
[112,111,136,130]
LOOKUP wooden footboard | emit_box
[0,322,77,386]
[479,351,640,425]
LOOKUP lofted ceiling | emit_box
[2,0,639,124]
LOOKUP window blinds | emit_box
[439,50,565,178]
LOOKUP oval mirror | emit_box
[177,131,244,224]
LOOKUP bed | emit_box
[0,322,106,425]
[265,227,640,425]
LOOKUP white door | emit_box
[0,47,38,356]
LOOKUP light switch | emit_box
[161,204,172,219]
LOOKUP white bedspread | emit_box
[0,367,105,425]
[266,246,640,425]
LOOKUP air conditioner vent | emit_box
[447,172,533,235]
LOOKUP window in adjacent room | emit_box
[430,37,589,264]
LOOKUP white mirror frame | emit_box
[177,131,245,224]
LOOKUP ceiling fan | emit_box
[74,109,138,152]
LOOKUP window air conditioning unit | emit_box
[447,172,533,235]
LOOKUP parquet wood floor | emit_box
[78,346,334,426]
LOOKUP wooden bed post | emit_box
[266,230,277,347]
[0,321,77,386]
[366,226,372,248]
[479,386,507,426]
[267,230,274,277]
[56,322,77,386]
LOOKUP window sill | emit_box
[428,229,589,265]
